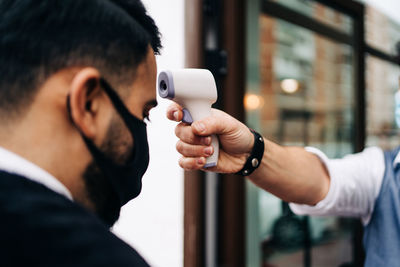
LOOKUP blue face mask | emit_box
[395,91,400,128]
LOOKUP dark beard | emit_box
[82,116,134,228]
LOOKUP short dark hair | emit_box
[0,0,161,117]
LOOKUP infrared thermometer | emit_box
[158,69,219,168]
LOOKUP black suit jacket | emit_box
[0,171,149,266]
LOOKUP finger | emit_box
[179,156,206,170]
[176,140,214,158]
[175,123,212,146]
[166,103,183,121]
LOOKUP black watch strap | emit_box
[236,129,264,176]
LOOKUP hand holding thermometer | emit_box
[158,69,219,168]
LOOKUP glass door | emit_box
[246,1,363,266]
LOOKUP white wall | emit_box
[112,1,185,266]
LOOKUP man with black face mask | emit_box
[0,0,160,266]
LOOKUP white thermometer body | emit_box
[158,69,219,168]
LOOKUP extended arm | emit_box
[167,104,329,206]
[250,140,329,205]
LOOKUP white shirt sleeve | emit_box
[289,146,385,225]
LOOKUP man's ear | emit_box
[69,68,104,139]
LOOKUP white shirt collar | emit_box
[393,150,400,167]
[0,147,73,200]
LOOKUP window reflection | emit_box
[268,0,353,34]
[250,14,355,266]
[366,55,400,150]
[247,1,400,267]
[364,6,400,56]
[256,16,354,156]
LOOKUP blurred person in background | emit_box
[0,0,161,266]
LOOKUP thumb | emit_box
[191,112,228,136]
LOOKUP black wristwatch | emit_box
[236,129,264,176]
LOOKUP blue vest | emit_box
[363,147,400,266]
